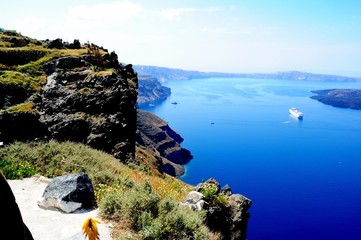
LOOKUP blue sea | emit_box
[140,77,361,240]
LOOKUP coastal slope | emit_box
[310,89,361,110]
[137,75,171,107]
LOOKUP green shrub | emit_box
[100,182,160,229]
[0,159,37,179]
[141,198,208,240]
[98,190,124,220]
[93,171,115,185]
[0,140,119,179]
[99,185,209,239]
[0,141,210,238]
[211,193,229,208]
[127,162,151,174]
[199,183,219,200]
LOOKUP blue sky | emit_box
[1,0,361,76]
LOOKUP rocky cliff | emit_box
[0,31,192,173]
[136,109,192,177]
[0,31,138,162]
[137,75,171,107]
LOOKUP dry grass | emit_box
[4,102,39,114]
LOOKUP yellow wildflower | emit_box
[82,217,100,240]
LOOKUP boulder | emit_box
[184,190,205,204]
[221,184,233,196]
[48,38,64,49]
[37,173,96,213]
[227,194,252,240]
[181,191,206,211]
[184,178,252,240]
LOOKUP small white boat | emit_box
[289,107,303,119]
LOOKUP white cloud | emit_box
[158,8,195,21]
[201,7,221,13]
[65,0,142,28]
[13,16,49,35]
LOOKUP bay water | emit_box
[140,77,361,240]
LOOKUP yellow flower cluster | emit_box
[82,217,100,240]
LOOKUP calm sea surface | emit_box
[140,78,361,240]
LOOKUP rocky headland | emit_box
[0,35,138,162]
[137,75,171,107]
[310,89,361,110]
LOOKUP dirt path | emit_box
[8,175,113,240]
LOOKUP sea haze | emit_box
[140,77,361,240]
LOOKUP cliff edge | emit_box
[136,109,192,177]
[0,31,138,162]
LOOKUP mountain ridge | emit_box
[134,65,361,82]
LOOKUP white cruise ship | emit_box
[289,108,303,119]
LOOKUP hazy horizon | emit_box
[2,0,361,77]
[133,64,361,79]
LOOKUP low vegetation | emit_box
[0,30,223,239]
[0,30,108,111]
[0,141,217,239]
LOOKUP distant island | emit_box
[310,89,361,110]
[133,65,361,82]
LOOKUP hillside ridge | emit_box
[134,65,361,82]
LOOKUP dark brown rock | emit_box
[35,55,138,162]
[0,50,138,163]
[136,109,192,177]
[38,173,96,213]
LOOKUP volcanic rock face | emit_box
[136,109,193,177]
[0,39,138,163]
[35,56,138,161]
[0,33,191,170]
